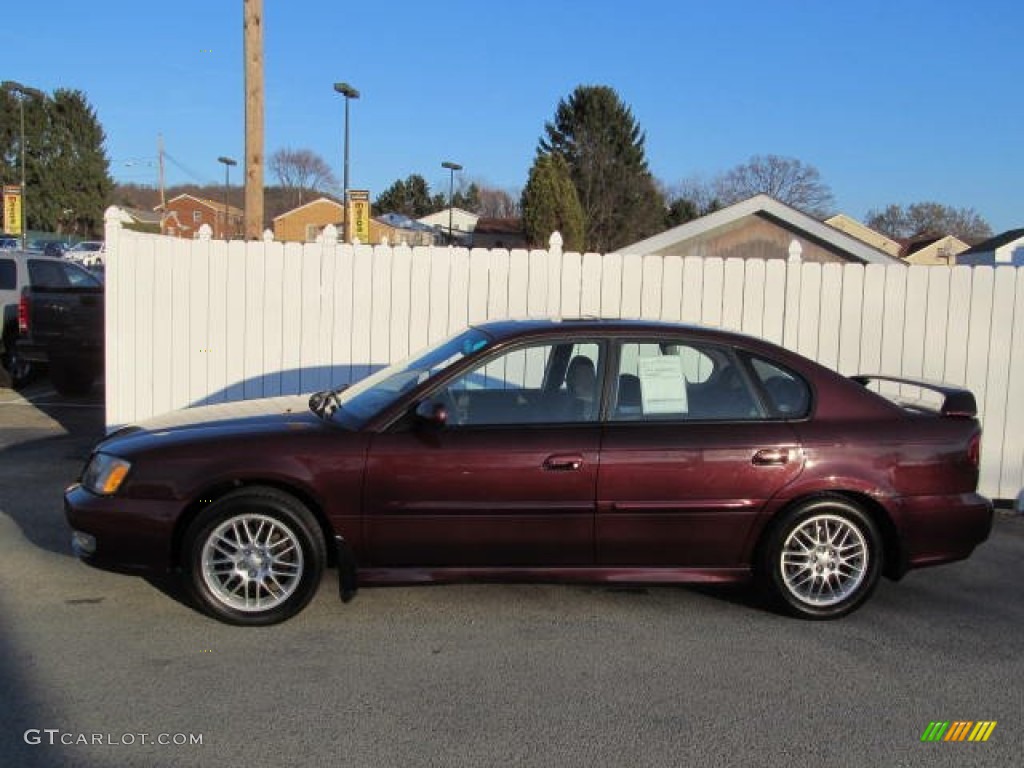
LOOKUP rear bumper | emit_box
[14,340,49,364]
[896,492,993,570]
[17,339,102,366]
[64,483,180,574]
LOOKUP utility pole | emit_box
[157,134,167,233]
[243,0,264,239]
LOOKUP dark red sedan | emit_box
[65,319,992,625]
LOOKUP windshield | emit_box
[321,327,492,427]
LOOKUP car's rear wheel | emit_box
[1,328,34,389]
[183,487,325,625]
[759,496,882,619]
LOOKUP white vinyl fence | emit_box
[102,209,1024,500]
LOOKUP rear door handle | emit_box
[543,454,584,471]
[752,448,790,466]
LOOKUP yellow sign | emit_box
[347,190,370,244]
[3,185,22,235]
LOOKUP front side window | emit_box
[329,328,492,427]
[611,340,763,421]
[440,340,603,426]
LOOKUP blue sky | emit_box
[6,0,1022,230]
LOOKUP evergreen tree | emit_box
[521,154,584,251]
[0,86,111,236]
[539,85,664,252]
[373,174,441,218]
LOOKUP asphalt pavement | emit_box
[0,382,1021,768]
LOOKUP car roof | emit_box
[472,317,770,348]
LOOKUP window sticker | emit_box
[637,356,687,414]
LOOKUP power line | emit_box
[163,151,216,186]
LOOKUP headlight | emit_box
[81,453,132,496]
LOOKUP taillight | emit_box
[967,433,981,468]
[17,292,29,334]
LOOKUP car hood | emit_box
[100,395,325,454]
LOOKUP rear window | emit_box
[0,259,14,290]
[27,259,101,288]
[28,260,71,288]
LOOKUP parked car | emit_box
[0,236,19,250]
[44,242,67,258]
[65,319,992,625]
[16,255,104,395]
[65,241,105,266]
[1,249,101,388]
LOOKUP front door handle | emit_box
[752,448,790,466]
[543,454,584,471]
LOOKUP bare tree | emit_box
[713,154,835,218]
[269,148,339,206]
[476,185,520,218]
[866,202,992,243]
[665,175,724,218]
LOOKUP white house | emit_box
[417,207,479,242]
[957,229,1024,266]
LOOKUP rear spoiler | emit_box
[850,375,977,418]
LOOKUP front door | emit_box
[364,339,605,567]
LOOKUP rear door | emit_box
[597,338,806,567]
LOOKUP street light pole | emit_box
[333,82,359,242]
[2,81,45,250]
[217,156,237,239]
[441,161,462,245]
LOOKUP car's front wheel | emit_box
[183,487,326,625]
[759,496,882,619]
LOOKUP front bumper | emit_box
[64,483,182,574]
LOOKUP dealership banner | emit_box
[3,185,22,234]
[347,190,370,244]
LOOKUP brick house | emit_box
[158,194,243,239]
[273,197,344,242]
[472,218,526,249]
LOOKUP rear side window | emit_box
[612,340,763,421]
[749,357,811,418]
[0,259,14,290]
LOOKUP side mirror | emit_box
[415,400,448,427]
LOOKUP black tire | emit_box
[49,359,95,396]
[1,330,35,389]
[757,495,882,620]
[183,487,326,626]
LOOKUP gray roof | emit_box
[376,212,437,232]
[959,228,1024,255]
[615,194,902,265]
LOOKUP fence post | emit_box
[549,231,563,259]
[102,206,125,424]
